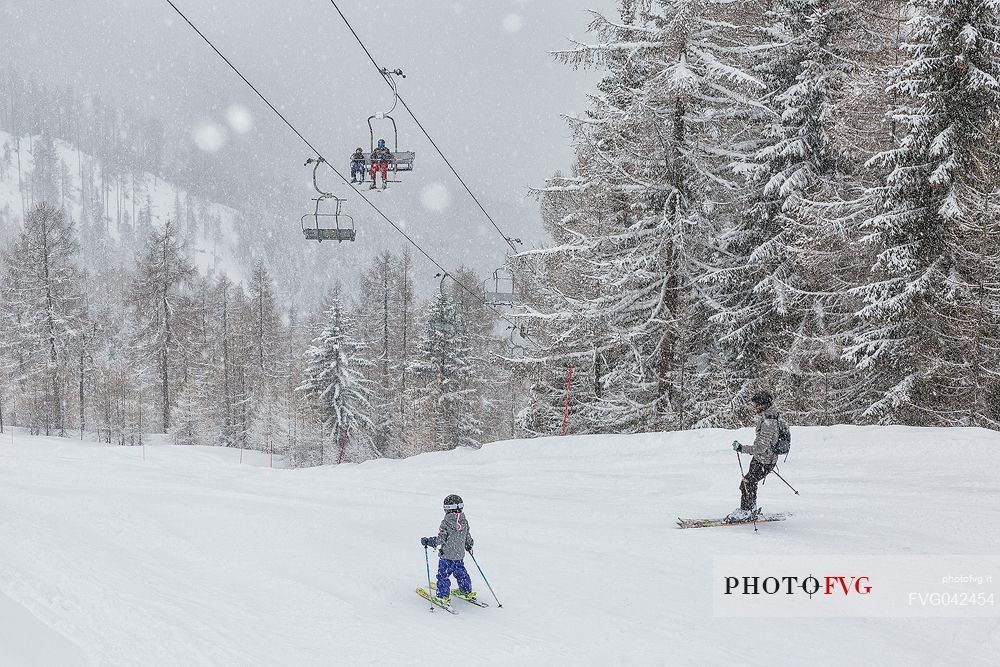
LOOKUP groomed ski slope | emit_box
[0,426,997,666]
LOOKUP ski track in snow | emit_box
[0,426,998,665]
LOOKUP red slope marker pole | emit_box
[337,427,350,465]
[561,366,574,436]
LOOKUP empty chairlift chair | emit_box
[484,268,516,306]
[301,157,356,243]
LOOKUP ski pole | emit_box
[424,546,434,611]
[734,445,757,532]
[469,551,502,608]
[772,469,800,495]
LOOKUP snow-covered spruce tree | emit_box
[521,0,759,433]
[0,202,86,435]
[129,218,195,432]
[298,295,377,464]
[716,0,862,425]
[848,0,1000,426]
[411,289,483,451]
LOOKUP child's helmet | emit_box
[377,138,386,148]
[443,494,463,511]
[356,147,363,152]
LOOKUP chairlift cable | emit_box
[162,0,535,342]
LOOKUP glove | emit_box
[732,441,742,452]
[420,537,430,547]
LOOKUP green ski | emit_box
[416,587,457,614]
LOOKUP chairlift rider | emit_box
[350,148,366,183]
[370,138,393,190]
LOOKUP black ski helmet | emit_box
[751,390,774,410]
[443,494,463,511]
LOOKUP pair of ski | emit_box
[676,511,790,529]
[416,583,488,614]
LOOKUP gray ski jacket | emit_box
[427,511,473,560]
[740,405,780,466]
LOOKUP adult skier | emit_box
[420,494,477,607]
[369,138,393,189]
[350,147,366,183]
[728,390,780,522]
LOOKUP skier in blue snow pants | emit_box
[350,148,366,183]
[421,494,476,602]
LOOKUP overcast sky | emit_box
[2,0,614,279]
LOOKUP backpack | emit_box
[765,413,792,455]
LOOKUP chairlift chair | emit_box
[506,324,529,356]
[484,268,516,306]
[301,157,356,243]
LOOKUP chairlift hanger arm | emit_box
[306,156,335,198]
[435,271,450,296]
[375,67,403,116]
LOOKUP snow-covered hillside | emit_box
[0,129,246,283]
[0,427,997,665]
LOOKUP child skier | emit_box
[350,147,366,183]
[420,494,476,605]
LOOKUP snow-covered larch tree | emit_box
[521,0,761,433]
[0,202,86,435]
[129,218,195,432]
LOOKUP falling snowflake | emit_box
[420,182,451,212]
[193,122,228,152]
[226,104,254,135]
[502,13,523,33]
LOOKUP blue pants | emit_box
[350,161,365,180]
[436,558,471,598]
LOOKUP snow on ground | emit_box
[0,426,998,665]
